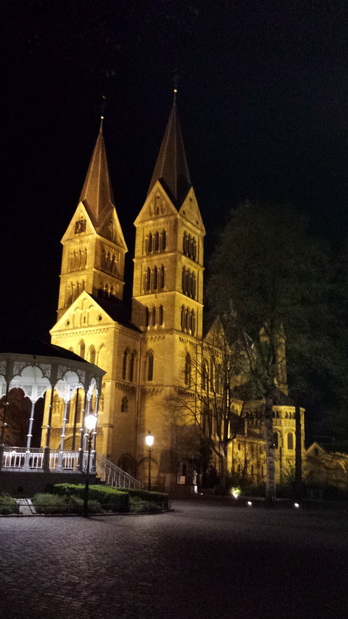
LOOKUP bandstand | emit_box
[0,342,105,496]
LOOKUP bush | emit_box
[129,497,162,514]
[0,495,19,515]
[32,493,103,515]
[116,488,169,508]
[52,484,130,512]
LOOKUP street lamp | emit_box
[83,413,97,518]
[145,431,154,491]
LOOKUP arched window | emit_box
[161,229,166,250]
[79,340,85,359]
[146,267,151,291]
[148,233,153,254]
[153,266,158,290]
[160,265,165,289]
[159,305,164,325]
[147,351,154,381]
[121,396,128,413]
[185,308,189,331]
[192,273,196,299]
[182,267,186,293]
[155,231,160,251]
[287,432,294,450]
[129,351,137,382]
[145,306,150,327]
[185,353,191,387]
[89,346,96,365]
[122,349,128,380]
[152,306,156,326]
[191,310,195,335]
[183,232,187,254]
[181,306,185,330]
[202,361,209,391]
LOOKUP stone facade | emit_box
[44,103,304,490]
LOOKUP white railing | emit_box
[2,447,44,470]
[1,448,143,489]
[49,449,80,470]
[96,455,143,489]
[1,446,80,471]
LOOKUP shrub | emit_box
[32,493,103,515]
[0,495,19,515]
[129,497,162,514]
[52,484,129,512]
[116,488,169,508]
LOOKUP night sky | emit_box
[1,0,348,345]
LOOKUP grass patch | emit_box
[0,495,19,515]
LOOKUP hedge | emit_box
[0,495,19,515]
[32,493,103,515]
[116,488,169,507]
[52,484,129,512]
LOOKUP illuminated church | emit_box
[44,101,304,490]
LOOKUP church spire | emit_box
[147,101,192,208]
[79,122,115,226]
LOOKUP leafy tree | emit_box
[207,201,332,500]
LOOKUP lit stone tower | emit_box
[49,122,140,465]
[57,121,127,320]
[132,98,205,488]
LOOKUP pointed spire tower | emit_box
[147,101,192,208]
[56,119,127,320]
[132,94,205,342]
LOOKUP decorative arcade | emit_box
[0,347,143,492]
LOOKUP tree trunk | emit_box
[295,404,302,498]
[264,393,276,503]
[217,451,228,494]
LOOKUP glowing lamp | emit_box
[85,414,97,432]
[145,431,154,448]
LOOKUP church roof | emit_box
[147,102,192,208]
[90,296,142,333]
[79,123,115,226]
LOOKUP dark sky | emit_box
[1,0,348,344]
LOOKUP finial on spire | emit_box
[100,95,107,132]
[173,72,180,104]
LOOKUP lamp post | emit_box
[145,431,154,491]
[83,413,97,518]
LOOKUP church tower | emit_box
[132,99,205,488]
[57,122,127,320]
